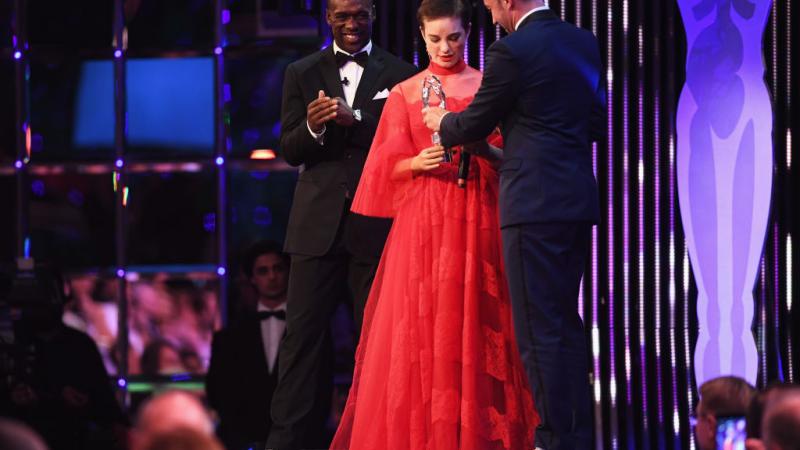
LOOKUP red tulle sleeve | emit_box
[351,85,418,218]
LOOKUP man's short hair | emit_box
[0,419,48,450]
[746,382,795,438]
[242,240,288,278]
[763,389,800,450]
[698,376,756,417]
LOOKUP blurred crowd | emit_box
[694,375,800,450]
[63,273,221,376]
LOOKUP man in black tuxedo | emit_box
[206,241,290,450]
[267,0,416,448]
[423,1,605,448]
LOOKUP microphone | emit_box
[457,149,470,188]
[341,77,350,86]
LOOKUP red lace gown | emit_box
[330,60,539,450]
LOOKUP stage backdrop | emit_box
[369,0,797,448]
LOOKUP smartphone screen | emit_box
[716,415,747,450]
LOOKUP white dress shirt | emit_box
[258,302,287,373]
[515,5,550,31]
[307,41,373,143]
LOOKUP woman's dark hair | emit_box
[417,0,472,30]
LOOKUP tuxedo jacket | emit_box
[206,318,279,450]
[280,45,417,259]
[440,10,606,227]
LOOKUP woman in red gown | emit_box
[331,1,538,448]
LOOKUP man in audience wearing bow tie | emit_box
[206,241,291,450]
[268,0,416,448]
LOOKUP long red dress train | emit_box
[330,60,539,450]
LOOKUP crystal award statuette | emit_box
[421,75,452,163]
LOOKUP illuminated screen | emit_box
[73,57,215,154]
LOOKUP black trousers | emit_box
[267,216,380,450]
[502,222,593,450]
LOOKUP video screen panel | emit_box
[126,171,217,265]
[28,173,116,269]
[29,57,215,161]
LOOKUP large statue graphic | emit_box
[677,0,773,386]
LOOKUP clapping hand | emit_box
[332,97,356,127]
[306,90,338,133]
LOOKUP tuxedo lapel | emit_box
[247,320,271,377]
[319,47,346,100]
[352,49,384,110]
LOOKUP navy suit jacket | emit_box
[439,10,605,227]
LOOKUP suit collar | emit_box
[352,46,384,109]
[320,47,346,100]
[516,8,558,30]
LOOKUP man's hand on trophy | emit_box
[332,97,357,126]
[307,90,338,133]
[422,106,448,132]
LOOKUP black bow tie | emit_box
[335,51,368,68]
[257,310,286,321]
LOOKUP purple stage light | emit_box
[13,51,22,60]
[215,156,225,166]
[115,159,124,168]
[222,9,231,25]
[217,266,226,276]
[116,269,125,278]
[117,378,127,388]
[204,213,216,232]
[67,189,85,206]
[114,50,122,58]
[214,47,223,55]
[14,160,23,169]
[31,180,45,197]
[253,206,273,226]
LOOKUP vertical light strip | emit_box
[495,24,501,41]
[772,2,778,94]
[652,1,665,429]
[761,260,768,384]
[622,0,633,406]
[683,245,693,438]
[576,0,582,28]
[668,132,679,438]
[591,2,602,447]
[479,23,485,72]
[775,224,783,379]
[788,234,794,382]
[637,21,649,434]
[413,34,419,67]
[786,0,793,382]
[607,1,619,448]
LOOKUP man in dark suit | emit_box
[268,0,416,448]
[206,241,290,450]
[423,1,605,448]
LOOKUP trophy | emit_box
[421,75,452,163]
